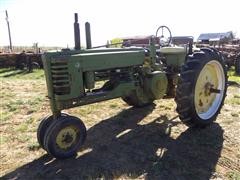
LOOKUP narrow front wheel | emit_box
[43,115,87,159]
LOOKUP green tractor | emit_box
[39,15,227,159]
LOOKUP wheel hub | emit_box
[56,126,78,150]
[204,82,213,96]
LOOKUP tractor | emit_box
[39,14,227,159]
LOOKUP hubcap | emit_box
[56,126,78,150]
[194,60,225,120]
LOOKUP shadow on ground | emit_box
[0,68,15,74]
[1,69,30,77]
[2,105,223,180]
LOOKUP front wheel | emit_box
[43,115,87,159]
[37,113,69,149]
[175,48,227,127]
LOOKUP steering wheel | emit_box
[155,25,172,46]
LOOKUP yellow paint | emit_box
[56,126,78,150]
[195,62,219,114]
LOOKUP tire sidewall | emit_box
[37,113,70,149]
[37,115,53,149]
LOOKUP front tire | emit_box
[43,115,87,159]
[37,113,69,149]
[37,115,54,149]
[175,48,227,127]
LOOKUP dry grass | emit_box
[0,69,240,179]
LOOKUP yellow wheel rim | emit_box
[56,126,78,150]
[194,60,225,120]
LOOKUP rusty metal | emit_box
[74,13,81,50]
[0,52,42,71]
[196,42,240,70]
[85,22,92,49]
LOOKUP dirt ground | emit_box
[0,69,240,180]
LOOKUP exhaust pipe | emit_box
[74,13,81,50]
[85,22,92,49]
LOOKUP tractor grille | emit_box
[51,60,70,95]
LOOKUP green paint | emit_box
[42,38,188,116]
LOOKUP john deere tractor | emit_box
[39,14,227,159]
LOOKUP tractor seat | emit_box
[159,46,186,54]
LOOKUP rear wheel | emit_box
[175,48,227,127]
[43,115,87,159]
[122,89,153,107]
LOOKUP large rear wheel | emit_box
[175,48,227,127]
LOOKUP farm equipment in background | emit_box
[38,13,227,159]
[0,51,43,71]
[1,10,43,71]
[196,41,240,75]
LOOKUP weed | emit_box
[5,99,24,112]
[0,112,12,122]
[16,134,30,143]
[231,113,239,117]
[228,68,240,83]
[16,123,28,133]
[159,104,166,108]
[0,135,9,144]
[165,106,171,110]
[27,142,41,151]
[234,94,240,99]
[226,171,240,180]
[226,98,240,105]
[110,104,118,108]
[26,117,34,124]
[29,96,45,105]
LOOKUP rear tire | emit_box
[175,48,227,127]
[122,90,153,107]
